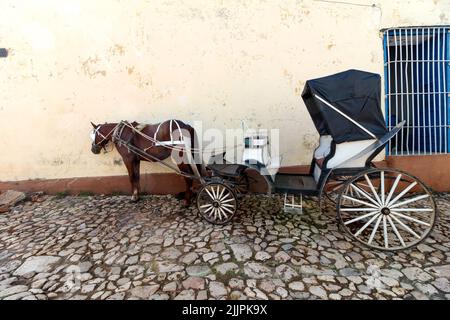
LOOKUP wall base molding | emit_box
[1,156,448,195]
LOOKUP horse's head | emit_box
[90,122,115,154]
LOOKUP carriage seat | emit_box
[313,135,332,168]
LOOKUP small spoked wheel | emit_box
[196,181,238,224]
[337,168,437,251]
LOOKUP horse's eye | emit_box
[89,130,96,142]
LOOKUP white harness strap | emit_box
[153,121,165,141]
[153,119,186,146]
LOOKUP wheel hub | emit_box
[212,201,220,208]
[381,207,391,215]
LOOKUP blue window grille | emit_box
[383,27,450,155]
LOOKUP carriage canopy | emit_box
[301,69,387,143]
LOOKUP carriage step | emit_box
[283,193,303,214]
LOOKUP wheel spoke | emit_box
[216,185,221,201]
[218,207,223,220]
[341,207,380,212]
[221,198,235,204]
[344,210,379,225]
[389,194,429,209]
[386,181,417,207]
[354,213,381,237]
[200,204,213,209]
[205,188,216,200]
[221,203,235,208]
[213,208,218,220]
[217,186,226,201]
[349,183,379,207]
[368,215,382,244]
[390,214,421,238]
[364,174,382,205]
[387,215,406,247]
[204,205,214,214]
[384,173,402,206]
[218,207,228,219]
[390,208,433,212]
[391,211,430,226]
[380,171,385,206]
[342,195,379,209]
[221,205,234,214]
[383,215,389,248]
[220,193,231,202]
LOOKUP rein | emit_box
[93,124,120,153]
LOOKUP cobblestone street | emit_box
[0,193,449,300]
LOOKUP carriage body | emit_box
[202,70,437,251]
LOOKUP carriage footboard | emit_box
[274,173,319,196]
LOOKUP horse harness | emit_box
[111,120,187,153]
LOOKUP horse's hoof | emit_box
[130,197,139,203]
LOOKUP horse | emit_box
[90,120,205,206]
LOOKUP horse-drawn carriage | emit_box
[90,70,437,251]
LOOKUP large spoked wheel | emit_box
[196,181,238,224]
[337,168,437,251]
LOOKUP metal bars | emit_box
[384,27,449,155]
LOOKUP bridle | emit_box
[91,124,118,153]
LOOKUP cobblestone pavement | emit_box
[0,193,449,300]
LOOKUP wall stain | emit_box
[302,133,318,150]
[110,44,125,56]
[283,69,293,85]
[294,80,305,96]
[81,56,107,78]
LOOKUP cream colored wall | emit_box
[0,0,448,181]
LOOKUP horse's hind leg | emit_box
[132,160,141,202]
[178,164,193,207]
[182,177,194,207]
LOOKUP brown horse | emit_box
[90,120,205,205]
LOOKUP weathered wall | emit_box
[0,0,448,182]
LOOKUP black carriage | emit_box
[203,70,437,251]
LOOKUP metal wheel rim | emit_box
[337,168,437,251]
[197,182,237,224]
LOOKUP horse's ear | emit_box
[90,121,97,128]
